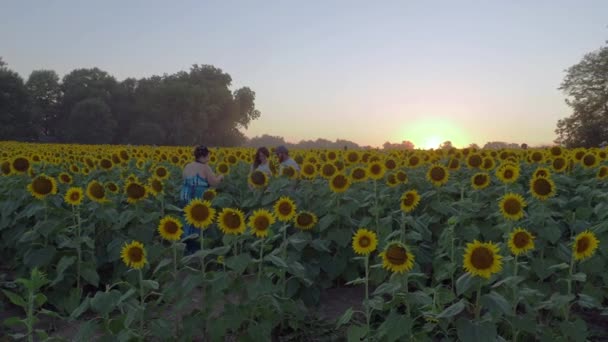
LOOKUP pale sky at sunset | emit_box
[2,1,607,148]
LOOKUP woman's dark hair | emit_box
[194,145,210,160]
[253,147,270,169]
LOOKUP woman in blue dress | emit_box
[180,145,224,254]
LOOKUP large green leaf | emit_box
[225,254,252,274]
[50,255,76,286]
[23,246,56,268]
[455,318,497,342]
[436,299,465,319]
[377,310,412,342]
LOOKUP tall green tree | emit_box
[0,62,34,140]
[64,98,116,144]
[26,70,62,138]
[555,42,608,147]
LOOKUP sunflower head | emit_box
[281,166,298,179]
[27,174,58,200]
[400,190,421,213]
[471,172,490,190]
[426,164,449,187]
[184,199,216,229]
[154,165,170,180]
[498,193,527,221]
[105,181,119,194]
[496,164,520,184]
[249,170,268,189]
[467,154,483,168]
[120,241,147,269]
[218,208,246,235]
[58,172,73,184]
[64,187,84,206]
[368,162,386,180]
[248,209,275,238]
[530,176,556,201]
[274,197,297,222]
[216,163,230,175]
[508,228,535,256]
[1,160,11,176]
[407,155,421,168]
[395,170,408,183]
[99,158,113,170]
[125,181,148,204]
[301,163,318,179]
[202,189,217,202]
[158,216,183,241]
[350,167,368,182]
[329,174,350,193]
[463,240,503,279]
[11,157,31,174]
[380,241,415,274]
[321,163,337,179]
[294,211,318,230]
[573,230,599,261]
[533,167,551,179]
[352,228,378,255]
[148,177,164,196]
[597,166,608,180]
[581,153,599,169]
[448,158,461,171]
[552,157,568,172]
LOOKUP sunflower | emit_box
[498,193,526,221]
[532,167,551,179]
[467,154,483,168]
[99,158,113,170]
[218,208,246,235]
[426,164,449,187]
[58,172,73,184]
[157,216,183,241]
[184,199,215,229]
[508,228,535,256]
[248,209,275,238]
[248,170,268,189]
[496,164,520,184]
[368,161,386,180]
[350,167,368,182]
[572,230,600,261]
[105,181,119,194]
[386,173,399,187]
[346,151,360,164]
[125,181,148,204]
[120,241,147,269]
[448,157,461,171]
[147,177,164,196]
[463,240,502,279]
[352,228,378,255]
[294,211,318,230]
[1,160,11,175]
[216,162,230,175]
[27,174,58,200]
[529,151,545,164]
[400,190,421,213]
[552,157,568,173]
[530,176,556,201]
[407,155,421,168]
[154,165,170,180]
[274,196,297,222]
[597,166,608,180]
[471,172,490,190]
[64,187,84,206]
[550,146,563,157]
[301,162,318,179]
[202,189,217,201]
[384,158,397,170]
[11,156,31,174]
[581,153,599,169]
[329,174,351,193]
[320,163,337,179]
[481,157,496,171]
[380,241,415,274]
[281,166,298,179]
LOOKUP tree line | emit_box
[0,58,260,146]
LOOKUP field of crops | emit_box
[1,141,607,341]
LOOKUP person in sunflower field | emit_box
[180,145,223,254]
[274,145,300,193]
[248,146,273,190]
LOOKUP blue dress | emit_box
[180,174,209,254]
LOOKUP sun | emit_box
[422,136,443,150]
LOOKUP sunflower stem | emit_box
[138,269,145,341]
[282,223,288,299]
[258,238,265,282]
[374,180,379,231]
[401,212,406,244]
[565,255,575,321]
[364,253,371,339]
[172,242,178,280]
[512,255,519,314]
[75,205,82,291]
[475,281,482,321]
[199,230,205,276]
[405,273,411,318]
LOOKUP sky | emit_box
[1,1,607,148]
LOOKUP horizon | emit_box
[2,1,607,149]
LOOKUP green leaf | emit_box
[1,290,26,308]
[456,273,476,296]
[548,263,570,271]
[372,282,401,296]
[318,214,337,232]
[246,321,272,341]
[559,318,588,342]
[152,258,173,276]
[327,228,351,248]
[149,318,173,340]
[311,239,331,252]
[456,318,497,342]
[491,276,524,289]
[345,277,366,286]
[80,262,99,287]
[571,272,587,282]
[288,233,310,251]
[90,290,122,316]
[577,294,601,309]
[51,255,76,286]
[141,280,159,290]
[73,321,99,341]
[347,324,367,342]
[377,310,412,342]
[3,316,25,328]
[23,246,56,268]
[336,307,353,328]
[265,254,288,269]
[437,299,465,319]
[481,291,511,317]
[69,296,90,320]
[510,315,536,334]
[34,293,47,307]
[225,254,251,274]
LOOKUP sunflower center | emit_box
[128,247,143,263]
[513,232,530,248]
[533,178,552,196]
[322,164,336,177]
[219,164,229,173]
[370,164,381,175]
[576,237,590,253]
[386,245,408,265]
[402,193,415,206]
[156,167,167,177]
[503,169,514,179]
[127,183,146,200]
[296,213,313,227]
[450,159,460,169]
[332,175,348,189]
[359,236,371,248]
[203,191,216,201]
[13,158,30,172]
[254,216,270,231]
[100,159,112,169]
[430,167,446,181]
[303,165,315,175]
[396,172,407,182]
[553,158,566,170]
[191,204,210,222]
[550,146,561,156]
[474,175,487,186]
[89,183,105,199]
[1,161,10,175]
[409,156,420,166]
[151,180,163,192]
[107,183,118,192]
[385,159,396,169]
[469,155,482,167]
[60,174,71,183]
[532,152,543,162]
[470,247,494,270]
[164,221,179,234]
[223,212,242,230]
[279,202,293,215]
[347,153,358,163]
[503,198,521,215]
[352,168,366,180]
[599,167,608,178]
[535,170,548,178]
[251,171,266,185]
[33,177,53,195]
[70,192,80,201]
[583,154,596,166]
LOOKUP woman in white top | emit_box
[251,147,272,175]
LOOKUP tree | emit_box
[382,140,415,150]
[0,66,33,140]
[439,140,453,150]
[64,98,116,144]
[127,122,165,145]
[26,70,62,138]
[555,42,608,148]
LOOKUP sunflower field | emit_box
[1,141,607,341]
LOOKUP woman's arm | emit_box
[201,164,223,187]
